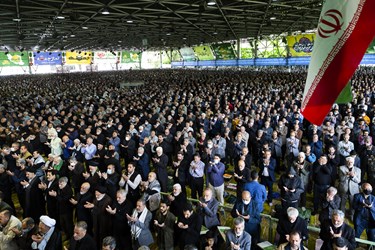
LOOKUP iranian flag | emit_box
[301,0,375,125]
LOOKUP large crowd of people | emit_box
[0,67,374,250]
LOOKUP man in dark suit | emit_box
[276,207,308,245]
[31,215,62,250]
[259,149,276,206]
[84,186,112,248]
[21,168,45,224]
[105,189,133,250]
[320,210,356,250]
[177,203,203,249]
[353,183,375,241]
[69,182,93,235]
[152,147,169,193]
[38,169,59,223]
[68,221,96,250]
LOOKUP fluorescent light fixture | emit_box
[207,0,216,6]
[13,18,21,22]
[70,34,76,37]
[56,15,65,19]
[126,20,133,23]
[270,16,276,20]
[82,26,88,29]
[101,8,110,15]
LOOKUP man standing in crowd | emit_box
[259,149,276,207]
[353,183,375,241]
[207,154,225,206]
[277,231,307,250]
[31,215,62,250]
[225,217,251,250]
[198,188,220,230]
[189,153,205,201]
[127,199,154,249]
[313,155,333,214]
[244,170,267,212]
[154,199,176,250]
[0,209,22,249]
[320,210,356,250]
[276,207,308,246]
[67,221,96,250]
[231,190,261,248]
[338,156,361,220]
[153,147,169,193]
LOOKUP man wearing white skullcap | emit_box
[31,215,62,250]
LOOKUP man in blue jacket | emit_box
[207,154,225,206]
[353,183,375,241]
[231,190,261,248]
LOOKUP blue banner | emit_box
[33,52,62,65]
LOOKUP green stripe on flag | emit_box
[336,82,353,104]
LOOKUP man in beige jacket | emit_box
[0,209,22,250]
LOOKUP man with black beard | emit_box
[84,186,112,248]
[121,132,136,166]
[38,169,59,224]
[119,162,142,207]
[105,189,133,250]
[177,203,203,249]
[69,182,93,235]
[172,151,189,196]
[20,168,45,224]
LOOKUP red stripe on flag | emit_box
[302,0,375,125]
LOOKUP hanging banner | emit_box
[65,51,92,65]
[287,34,315,57]
[33,52,62,65]
[211,43,237,60]
[121,51,141,63]
[94,51,118,63]
[179,47,196,61]
[193,45,214,60]
[0,52,29,66]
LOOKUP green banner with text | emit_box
[121,51,141,63]
[211,43,236,60]
[0,52,29,66]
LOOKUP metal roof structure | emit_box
[0,0,323,52]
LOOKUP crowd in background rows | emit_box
[0,67,374,250]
